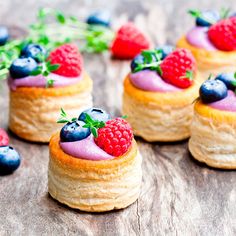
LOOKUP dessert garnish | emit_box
[0,128,21,175]
[199,73,236,103]
[0,26,9,46]
[111,22,150,59]
[130,47,196,88]
[86,11,111,27]
[188,9,236,51]
[58,108,133,157]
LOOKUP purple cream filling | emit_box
[129,70,182,92]
[8,73,83,90]
[186,26,217,51]
[209,90,236,112]
[60,135,114,161]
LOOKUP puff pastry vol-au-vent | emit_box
[48,107,142,212]
[8,43,93,143]
[189,73,236,169]
[177,10,236,78]
[122,46,201,142]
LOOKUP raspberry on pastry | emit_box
[48,108,142,212]
[8,43,92,143]
[122,46,201,142]
[177,9,236,78]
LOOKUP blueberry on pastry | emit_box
[8,43,93,142]
[189,72,236,169]
[122,47,202,142]
[48,108,142,212]
[177,9,236,77]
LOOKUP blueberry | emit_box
[155,45,174,59]
[0,26,9,46]
[60,120,91,142]
[196,10,220,27]
[215,73,236,90]
[86,11,111,27]
[9,57,38,79]
[130,54,146,72]
[79,108,110,122]
[0,146,21,175]
[21,44,46,62]
[200,79,228,103]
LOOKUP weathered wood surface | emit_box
[0,1,236,235]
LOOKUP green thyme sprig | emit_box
[180,70,194,81]
[57,108,77,123]
[188,8,231,24]
[56,109,105,138]
[30,52,60,88]
[231,72,236,88]
[82,113,105,138]
[133,49,163,74]
[29,8,114,53]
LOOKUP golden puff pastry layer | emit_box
[122,74,201,142]
[48,134,142,212]
[189,101,236,169]
[9,73,93,143]
[177,37,236,78]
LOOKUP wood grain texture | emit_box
[0,0,236,235]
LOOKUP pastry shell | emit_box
[122,74,201,142]
[177,37,236,78]
[9,73,93,143]
[48,134,142,212]
[189,100,236,169]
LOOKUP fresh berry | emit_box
[160,48,196,88]
[60,120,90,142]
[196,10,220,27]
[0,146,21,175]
[111,23,150,59]
[130,54,154,72]
[79,108,110,122]
[199,79,228,103]
[215,73,236,90]
[9,57,38,79]
[208,17,236,51]
[86,11,111,27]
[0,129,9,146]
[48,44,83,77]
[95,118,133,157]
[21,44,46,62]
[155,45,175,59]
[0,26,9,46]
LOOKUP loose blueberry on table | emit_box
[86,11,111,27]
[0,26,9,46]
[0,146,21,175]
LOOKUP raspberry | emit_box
[0,128,9,146]
[95,118,133,157]
[208,17,236,51]
[48,44,83,77]
[160,48,196,88]
[111,22,150,59]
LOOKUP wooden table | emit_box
[0,1,236,235]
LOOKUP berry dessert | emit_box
[48,108,142,212]
[0,129,21,175]
[8,43,93,142]
[177,9,236,77]
[122,47,202,142]
[189,72,236,169]
[111,22,150,59]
